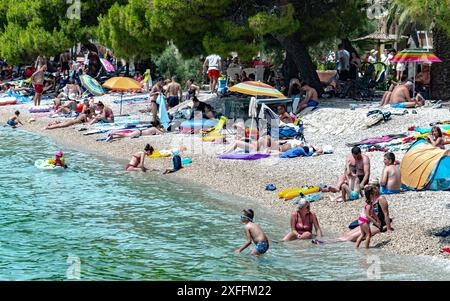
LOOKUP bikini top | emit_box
[295,212,313,233]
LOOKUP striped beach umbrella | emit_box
[80,74,105,96]
[229,81,285,99]
[390,49,441,97]
[390,49,442,63]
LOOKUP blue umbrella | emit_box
[80,74,105,96]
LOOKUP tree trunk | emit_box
[274,32,324,95]
[282,51,299,88]
[430,26,450,101]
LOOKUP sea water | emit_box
[0,127,449,281]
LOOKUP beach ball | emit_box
[349,191,359,200]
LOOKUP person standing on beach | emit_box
[149,80,163,122]
[236,209,270,256]
[59,50,71,77]
[31,65,47,106]
[203,54,222,94]
[380,152,401,194]
[166,76,183,109]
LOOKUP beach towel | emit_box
[157,94,170,129]
[112,96,148,104]
[217,153,270,160]
[279,147,313,158]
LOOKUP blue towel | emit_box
[279,147,313,158]
[157,94,170,129]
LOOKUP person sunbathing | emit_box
[380,152,402,194]
[53,98,78,115]
[106,121,165,142]
[424,126,446,149]
[45,110,92,130]
[381,81,425,108]
[222,135,293,154]
[295,82,319,113]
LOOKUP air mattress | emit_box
[278,186,320,200]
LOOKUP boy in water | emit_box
[48,150,68,169]
[236,209,270,256]
[6,111,23,128]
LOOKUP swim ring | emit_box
[0,97,17,106]
[34,159,65,171]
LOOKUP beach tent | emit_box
[400,143,450,190]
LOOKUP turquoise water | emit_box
[0,128,449,281]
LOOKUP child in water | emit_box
[236,209,270,256]
[163,149,183,174]
[355,186,381,249]
[6,111,23,128]
[48,150,68,169]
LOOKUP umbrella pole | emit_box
[413,62,416,98]
[120,93,123,115]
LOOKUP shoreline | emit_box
[1,95,449,260]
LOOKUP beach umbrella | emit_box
[80,74,105,96]
[229,81,285,99]
[100,58,116,73]
[102,77,142,115]
[390,49,442,96]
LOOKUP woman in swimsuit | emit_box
[45,110,92,130]
[282,199,322,241]
[89,101,114,125]
[425,126,445,149]
[126,144,154,172]
[222,135,293,154]
[107,121,166,141]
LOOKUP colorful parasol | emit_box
[100,58,116,73]
[390,49,442,63]
[80,74,105,96]
[228,81,285,99]
[102,77,142,114]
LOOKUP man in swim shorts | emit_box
[203,54,222,94]
[380,152,401,194]
[166,76,183,109]
[236,209,270,256]
[385,81,424,108]
[31,64,47,106]
[295,82,319,113]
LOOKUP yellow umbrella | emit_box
[102,77,142,114]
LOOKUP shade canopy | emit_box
[102,77,142,91]
[80,74,104,96]
[390,49,442,63]
[229,81,285,99]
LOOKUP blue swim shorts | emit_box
[255,241,269,254]
[390,103,406,109]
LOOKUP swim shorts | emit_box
[6,119,16,127]
[168,96,180,108]
[34,84,44,94]
[391,103,406,109]
[208,69,220,79]
[307,100,319,107]
[61,61,70,71]
[255,241,269,254]
[380,186,401,195]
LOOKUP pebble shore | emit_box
[1,94,449,259]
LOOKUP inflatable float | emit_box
[148,150,171,158]
[29,106,52,113]
[278,186,320,200]
[34,159,65,171]
[182,158,192,165]
[179,119,218,133]
[0,97,17,106]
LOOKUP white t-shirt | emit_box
[336,50,350,71]
[206,54,221,71]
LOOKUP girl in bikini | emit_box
[282,199,322,241]
[106,121,166,142]
[126,144,154,172]
[355,186,381,249]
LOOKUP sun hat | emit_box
[55,150,63,157]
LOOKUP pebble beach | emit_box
[1,94,449,259]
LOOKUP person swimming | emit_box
[126,144,154,172]
[235,209,270,256]
[48,150,68,169]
